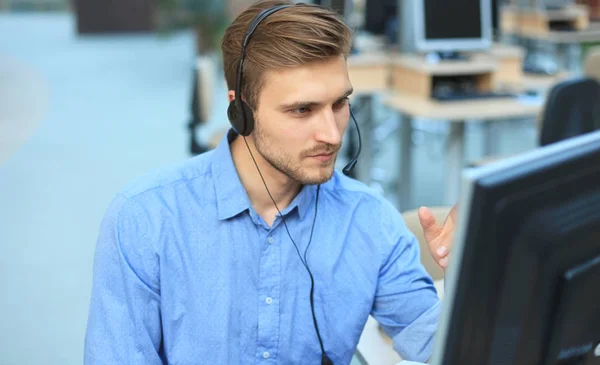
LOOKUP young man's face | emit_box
[251,55,352,185]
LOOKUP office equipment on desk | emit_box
[523,51,560,75]
[517,0,576,10]
[429,73,518,101]
[314,0,352,19]
[431,90,517,101]
[501,3,589,36]
[430,130,600,365]
[492,0,501,39]
[412,0,493,58]
[364,0,398,44]
[539,77,600,145]
[506,21,600,74]
[391,53,519,101]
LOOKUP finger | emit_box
[435,245,449,258]
[418,206,442,242]
[439,256,449,269]
[437,205,459,252]
[446,204,459,225]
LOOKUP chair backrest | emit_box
[191,56,215,125]
[539,77,600,146]
[402,207,450,281]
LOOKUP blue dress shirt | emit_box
[84,130,441,365]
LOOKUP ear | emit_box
[227,90,235,103]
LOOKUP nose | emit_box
[314,108,342,146]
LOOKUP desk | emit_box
[509,23,600,74]
[498,71,571,92]
[345,50,564,209]
[382,93,543,208]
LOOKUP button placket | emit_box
[256,229,281,361]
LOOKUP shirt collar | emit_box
[210,129,318,221]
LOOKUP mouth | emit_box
[309,152,335,163]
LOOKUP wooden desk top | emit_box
[390,53,500,76]
[347,51,394,67]
[382,92,543,121]
[521,27,600,43]
[508,21,600,43]
[496,71,571,92]
[347,47,563,121]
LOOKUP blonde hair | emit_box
[221,0,352,110]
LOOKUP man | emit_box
[84,1,456,364]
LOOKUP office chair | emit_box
[188,57,216,155]
[188,68,207,155]
[539,77,600,146]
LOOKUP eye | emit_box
[292,106,311,116]
[333,97,349,110]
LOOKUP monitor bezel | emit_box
[430,130,600,365]
[412,0,493,53]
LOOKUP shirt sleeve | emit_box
[84,194,163,365]
[370,199,441,363]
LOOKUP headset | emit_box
[226,4,362,364]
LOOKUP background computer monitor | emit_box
[492,0,500,37]
[432,130,600,365]
[313,0,348,15]
[526,0,575,10]
[412,0,493,53]
[363,0,398,36]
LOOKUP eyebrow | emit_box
[278,88,354,111]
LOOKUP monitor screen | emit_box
[431,130,600,365]
[413,0,492,52]
[424,0,483,40]
[363,0,397,36]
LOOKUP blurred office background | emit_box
[2,0,600,364]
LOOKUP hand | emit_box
[417,205,458,273]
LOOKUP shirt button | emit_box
[265,297,273,305]
[267,237,274,244]
[263,351,270,359]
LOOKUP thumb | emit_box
[418,206,442,243]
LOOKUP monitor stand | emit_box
[425,51,471,63]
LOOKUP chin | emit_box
[298,167,335,185]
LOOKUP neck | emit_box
[230,135,302,222]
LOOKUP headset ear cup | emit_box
[227,100,255,136]
[240,101,255,136]
[227,100,242,134]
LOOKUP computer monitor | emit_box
[313,0,347,16]
[412,0,493,54]
[363,0,397,36]
[431,130,600,365]
[529,0,576,10]
[492,0,500,37]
